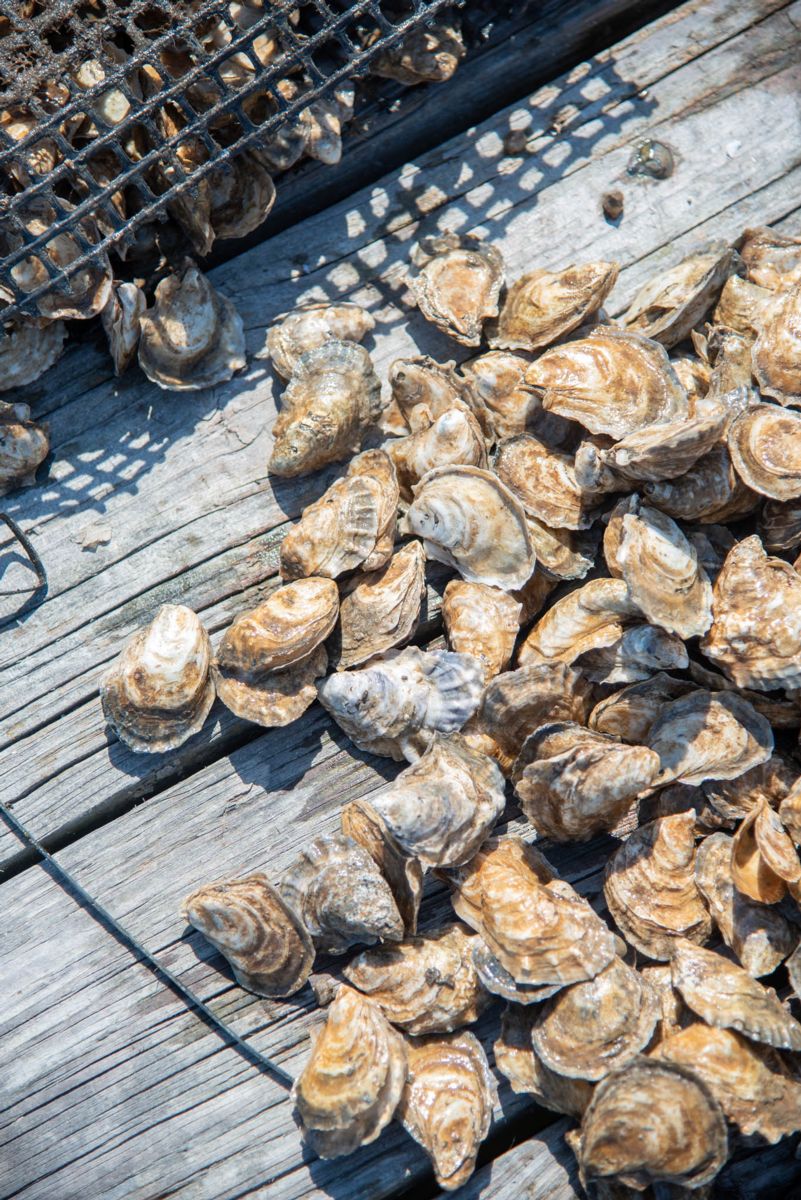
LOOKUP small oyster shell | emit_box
[645,691,773,788]
[621,244,737,347]
[512,722,660,842]
[494,1004,594,1117]
[603,812,713,960]
[397,1031,494,1192]
[403,465,535,591]
[589,674,695,743]
[495,433,600,530]
[525,518,598,581]
[643,444,758,524]
[578,623,686,685]
[0,403,49,495]
[638,782,729,836]
[730,797,801,905]
[752,284,801,406]
[341,799,423,936]
[411,233,504,346]
[292,985,407,1158]
[343,924,490,1035]
[281,834,404,955]
[639,964,687,1043]
[101,281,146,375]
[279,475,382,581]
[269,340,383,477]
[471,941,562,1005]
[740,225,801,291]
[0,318,66,390]
[333,541,425,670]
[442,581,521,679]
[490,261,618,351]
[728,403,801,500]
[345,449,399,571]
[578,1058,728,1192]
[386,356,467,433]
[216,644,327,727]
[579,410,726,486]
[371,18,465,85]
[517,577,640,666]
[386,407,487,502]
[138,264,245,391]
[101,604,215,753]
[527,328,689,440]
[671,940,801,1051]
[182,872,313,997]
[759,497,801,552]
[458,351,540,442]
[265,302,375,379]
[317,646,483,761]
[713,273,772,337]
[702,753,797,820]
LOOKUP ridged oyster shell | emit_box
[621,244,737,347]
[386,407,487,501]
[702,752,797,820]
[728,403,801,500]
[0,317,66,391]
[0,402,49,495]
[494,1004,594,1117]
[411,233,504,346]
[371,18,465,85]
[643,443,758,524]
[589,673,694,743]
[495,433,600,530]
[730,797,801,905]
[576,409,726,487]
[517,577,640,666]
[645,690,773,788]
[713,273,771,337]
[345,449,399,571]
[458,351,540,442]
[759,497,801,551]
[490,261,618,351]
[385,356,467,434]
[442,580,521,679]
[752,283,801,406]
[332,540,425,670]
[340,799,423,936]
[101,281,146,375]
[264,302,375,379]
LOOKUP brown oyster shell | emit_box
[490,261,618,351]
[471,941,562,1006]
[182,872,313,997]
[645,690,773,788]
[526,328,689,440]
[639,964,687,1043]
[740,225,801,291]
[730,798,801,905]
[512,722,660,842]
[385,356,467,434]
[524,517,598,581]
[604,812,713,960]
[0,403,49,495]
[643,443,758,524]
[269,339,383,477]
[216,643,327,727]
[403,465,535,591]
[342,924,490,1036]
[728,403,801,500]
[101,604,215,753]
[371,18,465,85]
[317,645,484,761]
[589,674,695,743]
[577,623,686,685]
[622,244,737,347]
[442,580,521,679]
[517,577,640,667]
[779,777,801,843]
[671,940,801,1051]
[345,449,398,571]
[495,433,600,530]
[759,497,801,552]
[411,232,504,346]
[637,782,730,837]
[752,284,801,406]
[494,1004,594,1117]
[138,264,245,391]
[333,541,425,670]
[292,985,407,1158]
[713,273,772,337]
[264,302,375,379]
[0,318,66,390]
[386,407,487,502]
[280,834,404,955]
[578,409,726,487]
[457,351,540,442]
[703,753,797,820]
[398,1031,494,1192]
[340,798,423,936]
[101,281,146,375]
[279,475,383,581]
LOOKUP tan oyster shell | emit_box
[138,264,245,391]
[341,799,423,936]
[672,354,712,404]
[740,225,801,291]
[511,568,559,625]
[526,328,689,439]
[622,244,737,347]
[578,1058,728,1192]
[779,777,801,843]
[517,577,640,666]
[671,940,801,1051]
[700,535,801,689]
[292,984,407,1158]
[170,152,275,256]
[604,812,712,960]
[512,722,660,842]
[101,281,146,375]
[280,475,383,581]
[385,356,467,434]
[345,449,398,571]
[589,674,694,743]
[264,302,375,379]
[403,465,535,591]
[269,339,383,477]
[342,924,490,1035]
[495,433,600,530]
[578,410,726,488]
[217,644,327,727]
[490,261,618,351]
[317,645,484,761]
[645,691,773,788]
[752,284,801,406]
[411,233,504,346]
[280,834,403,955]
[397,1031,494,1192]
[0,403,49,495]
[731,797,801,905]
[713,273,772,337]
[371,18,465,85]
[332,541,425,670]
[759,497,801,552]
[525,518,597,581]
[182,872,313,997]
[638,782,729,837]
[471,940,562,1006]
[702,752,797,820]
[494,1004,594,1117]
[442,581,521,679]
[0,318,66,390]
[728,403,801,500]
[101,604,215,753]
[458,351,540,442]
[639,964,687,1043]
[579,624,689,686]
[643,444,758,524]
[386,407,487,502]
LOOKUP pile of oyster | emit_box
[102,223,801,1192]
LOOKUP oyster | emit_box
[621,244,737,347]
[264,302,375,380]
[490,261,618,351]
[411,233,504,346]
[517,577,640,666]
[645,691,773,788]
[101,281,146,375]
[494,433,600,530]
[100,604,215,753]
[524,518,598,581]
[182,872,313,997]
[371,18,465,85]
[341,799,423,936]
[643,444,758,524]
[269,340,383,477]
[333,541,425,670]
[0,318,66,390]
[603,812,713,960]
[579,624,688,685]
[217,644,327,727]
[0,403,49,495]
[385,356,467,433]
[526,328,689,439]
[639,964,687,1043]
[386,407,487,502]
[458,351,540,442]
[397,1031,494,1192]
[728,403,801,500]
[279,475,383,581]
[317,646,484,761]
[292,985,407,1158]
[471,941,562,1005]
[730,797,801,905]
[343,924,490,1036]
[345,449,399,571]
[494,1004,594,1117]
[759,497,801,552]
[442,580,521,679]
[702,753,797,820]
[739,225,801,291]
[713,273,772,337]
[280,834,403,955]
[779,777,801,842]
[752,283,801,406]
[403,465,535,591]
[671,940,801,1051]
[589,674,694,743]
[577,409,726,486]
[512,722,660,842]
[138,264,245,391]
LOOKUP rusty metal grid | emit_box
[0,0,458,321]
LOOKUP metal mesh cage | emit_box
[0,0,457,320]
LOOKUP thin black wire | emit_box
[0,512,48,621]
[0,798,296,1090]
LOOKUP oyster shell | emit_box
[100,604,215,753]
[779,777,801,843]
[604,812,713,960]
[442,580,521,679]
[759,497,801,552]
[345,449,398,571]
[713,273,772,337]
[279,475,383,581]
[101,281,146,375]
[643,444,758,524]
[645,691,773,788]
[386,407,487,502]
[622,244,737,347]
[524,518,598,581]
[397,1031,494,1192]
[728,403,801,500]
[217,644,327,727]
[317,646,483,761]
[730,797,801,905]
[385,356,467,434]
[512,722,660,842]
[0,403,49,495]
[411,233,504,346]
[403,465,535,591]
[671,940,801,1051]
[280,834,404,955]
[494,1004,594,1117]
[371,18,465,85]
[517,577,640,667]
[495,433,600,530]
[589,674,695,743]
[639,964,687,1043]
[269,339,383,477]
[702,752,797,820]
[526,328,689,440]
[490,261,618,351]
[752,284,801,406]
[578,410,726,487]
[292,985,407,1158]
[332,541,425,670]
[138,264,245,391]
[471,941,562,1005]
[342,924,490,1036]
[579,624,689,685]
[0,318,66,390]
[739,225,801,291]
[458,351,540,442]
[265,302,375,380]
[182,872,313,997]
[341,799,423,936]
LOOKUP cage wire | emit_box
[0,0,459,321]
